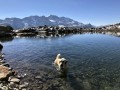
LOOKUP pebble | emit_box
[19,84,27,89]
[35,76,42,79]
[9,82,16,89]
[16,75,22,79]
[38,81,43,84]
[9,77,20,83]
[2,86,8,90]
[21,73,27,78]
[24,82,29,86]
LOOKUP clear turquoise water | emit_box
[2,33,120,90]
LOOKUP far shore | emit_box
[1,25,120,38]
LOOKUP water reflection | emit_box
[14,31,120,38]
[104,31,120,37]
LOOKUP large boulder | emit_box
[0,65,11,80]
[0,25,13,37]
[0,25,13,33]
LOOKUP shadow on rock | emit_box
[0,44,3,51]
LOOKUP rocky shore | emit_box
[0,45,28,90]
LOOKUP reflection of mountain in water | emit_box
[104,31,120,37]
[1,31,120,43]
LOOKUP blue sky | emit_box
[0,0,119,26]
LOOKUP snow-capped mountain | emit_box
[0,15,94,29]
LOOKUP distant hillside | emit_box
[99,23,120,30]
[0,15,94,29]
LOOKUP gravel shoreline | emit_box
[0,45,28,90]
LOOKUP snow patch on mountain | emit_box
[49,19,56,22]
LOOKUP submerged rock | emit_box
[8,77,20,83]
[35,76,42,79]
[8,82,18,89]
[19,82,29,89]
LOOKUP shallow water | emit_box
[1,33,120,90]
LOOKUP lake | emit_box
[1,32,120,90]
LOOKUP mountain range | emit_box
[0,15,94,29]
